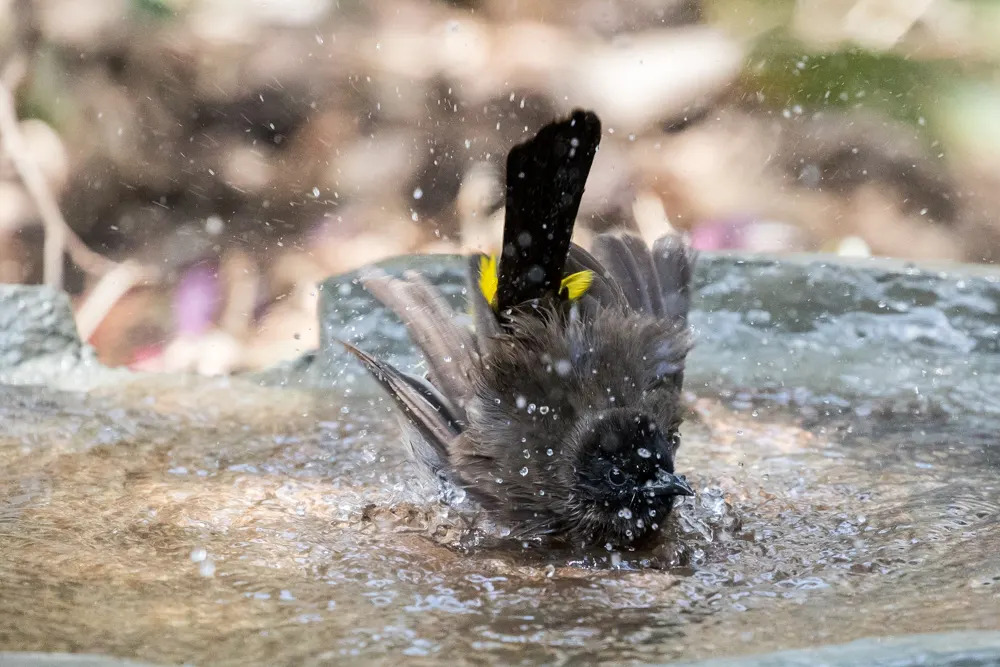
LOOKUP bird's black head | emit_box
[567,409,693,548]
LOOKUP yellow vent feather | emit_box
[478,254,593,309]
[560,270,593,301]
[479,254,499,307]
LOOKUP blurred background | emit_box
[2,0,1000,374]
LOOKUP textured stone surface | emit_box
[0,284,123,388]
[0,284,81,369]
[316,251,1000,430]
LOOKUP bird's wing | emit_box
[651,234,697,324]
[340,341,459,472]
[589,232,696,321]
[361,269,478,417]
[564,242,628,314]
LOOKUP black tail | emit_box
[494,109,601,312]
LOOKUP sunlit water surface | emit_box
[1,370,997,665]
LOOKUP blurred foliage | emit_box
[131,0,177,20]
[742,33,958,129]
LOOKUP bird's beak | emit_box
[646,473,695,497]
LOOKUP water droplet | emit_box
[412,187,423,200]
[519,467,529,477]
[555,359,572,377]
[618,508,633,519]
[546,448,554,456]
[312,186,321,197]
[523,449,530,459]
[516,396,527,409]
[539,405,549,415]
[637,448,652,459]
[538,489,545,496]
[527,403,536,414]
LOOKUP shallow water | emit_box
[0,376,996,664]
[2,254,1000,665]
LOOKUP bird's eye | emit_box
[607,467,627,487]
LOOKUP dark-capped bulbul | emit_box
[343,109,696,549]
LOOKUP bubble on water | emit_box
[199,559,216,577]
[539,406,549,415]
[538,489,545,496]
[516,396,527,409]
[519,467,529,476]
[495,477,504,484]
[190,548,207,563]
[412,187,423,200]
[637,448,652,459]
[527,403,536,414]
[604,542,614,551]
[523,449,530,459]
[312,186,320,197]
[618,508,633,519]
[546,448,554,456]
[555,359,573,377]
